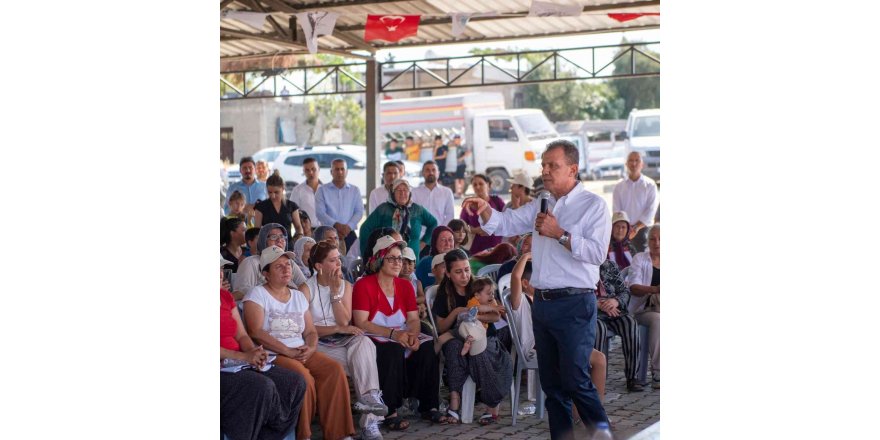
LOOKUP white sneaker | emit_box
[353,390,389,416]
[361,420,383,440]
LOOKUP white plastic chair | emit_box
[425,286,478,423]
[496,273,511,297]
[477,263,502,282]
[501,289,545,425]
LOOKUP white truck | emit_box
[379,92,560,193]
[621,108,660,181]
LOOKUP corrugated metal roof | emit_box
[220,0,659,60]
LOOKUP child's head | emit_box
[431,253,447,283]
[400,247,417,277]
[298,210,312,237]
[520,261,534,294]
[228,190,245,214]
[448,219,470,247]
[470,276,496,305]
[245,227,261,250]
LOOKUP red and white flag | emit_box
[608,13,660,23]
[364,14,420,42]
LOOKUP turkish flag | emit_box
[608,13,660,23]
[364,15,420,42]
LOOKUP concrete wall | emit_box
[219,98,310,160]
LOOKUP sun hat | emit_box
[260,245,296,270]
[432,252,447,268]
[401,247,416,262]
[458,320,488,356]
[372,235,406,254]
[506,170,533,188]
[612,211,631,225]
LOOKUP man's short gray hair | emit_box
[544,139,579,166]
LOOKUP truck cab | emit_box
[622,108,660,181]
[470,109,559,193]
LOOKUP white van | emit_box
[380,93,559,193]
[622,108,660,181]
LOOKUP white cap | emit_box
[259,246,296,269]
[220,255,234,267]
[401,247,416,261]
[506,170,533,189]
[432,252,447,268]
[372,235,406,254]
[612,211,630,225]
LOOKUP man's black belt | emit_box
[534,287,596,301]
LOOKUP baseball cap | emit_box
[372,235,406,254]
[401,247,416,261]
[260,246,296,270]
[432,252,447,268]
[506,170,533,189]
[220,255,234,267]
[612,211,630,225]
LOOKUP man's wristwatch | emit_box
[557,231,571,246]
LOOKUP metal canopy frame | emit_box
[220,42,659,99]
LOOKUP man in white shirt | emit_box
[411,160,455,228]
[612,152,659,252]
[461,140,610,438]
[367,161,399,214]
[288,157,322,227]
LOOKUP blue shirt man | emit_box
[315,158,364,252]
[224,157,267,214]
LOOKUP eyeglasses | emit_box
[267,234,287,241]
[385,256,404,264]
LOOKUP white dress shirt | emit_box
[288,180,322,227]
[624,251,655,314]
[368,186,390,214]
[411,183,455,227]
[480,183,611,290]
[612,175,659,227]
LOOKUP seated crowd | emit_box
[220,155,661,440]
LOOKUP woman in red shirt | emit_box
[352,236,449,430]
[220,256,306,440]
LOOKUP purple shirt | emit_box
[461,195,505,254]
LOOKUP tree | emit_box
[609,39,660,116]
[468,48,625,121]
[306,96,366,145]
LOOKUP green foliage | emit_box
[609,39,660,115]
[467,47,625,121]
[307,96,366,145]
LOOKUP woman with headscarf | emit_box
[293,236,316,279]
[414,226,455,289]
[608,211,634,270]
[359,179,437,258]
[232,223,308,301]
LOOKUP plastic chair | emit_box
[425,286,478,423]
[496,273,511,297]
[501,289,545,425]
[477,263,502,282]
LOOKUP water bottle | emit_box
[517,402,536,416]
[591,421,613,440]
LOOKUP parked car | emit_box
[225,164,241,184]
[274,145,423,198]
[589,156,626,180]
[249,146,297,171]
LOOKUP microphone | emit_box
[540,193,549,214]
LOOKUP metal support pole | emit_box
[365,58,379,212]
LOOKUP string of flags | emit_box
[221,1,659,54]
